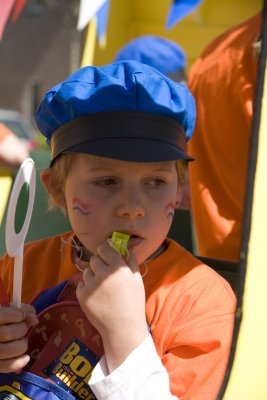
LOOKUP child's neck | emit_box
[71,235,168,271]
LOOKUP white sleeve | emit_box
[89,335,178,400]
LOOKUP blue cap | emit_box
[35,60,195,163]
[114,36,186,75]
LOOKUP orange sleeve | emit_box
[187,12,262,261]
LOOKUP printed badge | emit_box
[43,337,99,400]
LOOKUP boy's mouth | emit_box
[109,231,141,239]
[108,231,143,249]
[123,232,144,248]
[128,235,143,248]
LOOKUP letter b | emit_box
[60,342,80,364]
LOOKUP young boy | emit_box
[0,61,236,400]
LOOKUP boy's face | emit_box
[64,154,179,264]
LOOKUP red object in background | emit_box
[11,0,26,22]
[0,0,26,40]
[28,138,37,152]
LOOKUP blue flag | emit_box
[96,0,110,43]
[166,0,204,29]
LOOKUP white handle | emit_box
[12,246,23,308]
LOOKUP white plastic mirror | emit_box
[5,158,36,308]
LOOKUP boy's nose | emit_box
[117,194,145,219]
[117,207,145,219]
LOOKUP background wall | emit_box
[0,0,262,117]
[93,0,262,68]
[0,0,81,116]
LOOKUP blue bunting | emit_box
[96,0,110,44]
[166,0,204,29]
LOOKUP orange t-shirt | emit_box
[0,232,236,399]
[188,12,262,261]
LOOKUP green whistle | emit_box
[110,231,131,256]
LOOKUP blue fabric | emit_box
[166,0,204,29]
[32,280,67,314]
[114,36,186,74]
[35,60,196,144]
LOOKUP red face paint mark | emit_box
[72,197,91,216]
[165,201,175,218]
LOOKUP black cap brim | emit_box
[51,111,194,164]
[66,138,194,162]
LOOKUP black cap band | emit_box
[51,111,188,162]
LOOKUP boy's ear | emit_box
[40,168,67,209]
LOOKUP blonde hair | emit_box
[47,153,188,211]
[176,159,188,186]
[47,152,74,211]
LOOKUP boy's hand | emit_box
[76,242,149,372]
[0,304,38,373]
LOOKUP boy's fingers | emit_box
[89,255,105,275]
[76,267,94,296]
[0,337,28,359]
[0,304,38,324]
[0,307,25,325]
[21,304,36,314]
[97,243,142,278]
[0,321,28,343]
[98,242,131,267]
[25,313,39,328]
[0,354,30,373]
[21,304,38,327]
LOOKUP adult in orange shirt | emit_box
[188,12,262,261]
[0,123,29,168]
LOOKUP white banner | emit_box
[77,0,107,31]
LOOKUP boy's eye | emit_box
[146,177,166,187]
[93,177,117,187]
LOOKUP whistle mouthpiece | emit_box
[110,231,131,256]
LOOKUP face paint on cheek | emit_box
[72,197,91,216]
[165,201,176,219]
